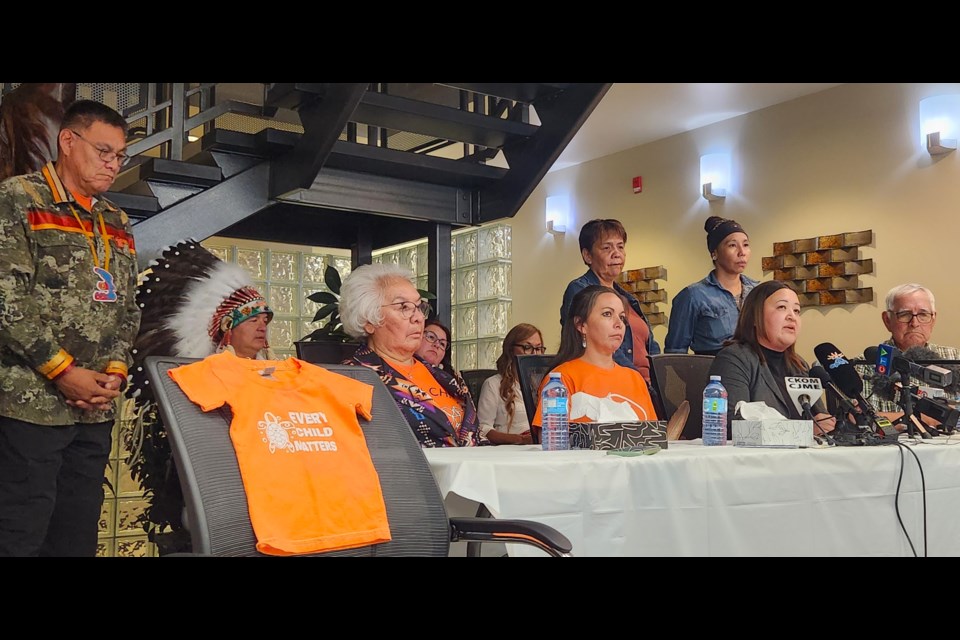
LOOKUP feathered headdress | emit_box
[128,240,272,406]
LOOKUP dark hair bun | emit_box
[704,216,723,233]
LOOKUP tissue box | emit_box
[569,421,669,450]
[732,420,814,448]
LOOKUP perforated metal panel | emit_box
[2,82,145,117]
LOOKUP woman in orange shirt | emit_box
[340,264,480,448]
[535,285,658,426]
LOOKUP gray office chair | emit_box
[515,354,556,445]
[648,354,715,440]
[460,368,498,401]
[144,355,572,557]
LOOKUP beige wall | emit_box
[512,82,960,364]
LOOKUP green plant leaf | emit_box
[324,265,342,294]
[418,288,437,300]
[312,303,338,322]
[307,291,338,304]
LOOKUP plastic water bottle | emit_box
[541,372,570,451]
[702,375,728,446]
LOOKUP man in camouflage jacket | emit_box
[0,100,140,556]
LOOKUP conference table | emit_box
[424,438,960,557]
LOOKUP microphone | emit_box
[785,376,824,420]
[902,346,956,390]
[814,342,896,436]
[864,344,901,401]
[814,342,865,399]
[810,365,859,415]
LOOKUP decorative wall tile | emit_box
[763,230,874,307]
[617,265,669,325]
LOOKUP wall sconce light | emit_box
[546,194,569,234]
[919,94,960,155]
[700,153,731,201]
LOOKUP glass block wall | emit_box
[99,224,511,556]
[372,223,513,371]
[203,244,354,360]
[98,400,155,557]
[201,223,512,367]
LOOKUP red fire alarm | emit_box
[632,176,642,194]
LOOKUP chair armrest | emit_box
[449,516,573,557]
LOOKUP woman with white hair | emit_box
[340,263,480,448]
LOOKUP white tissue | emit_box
[735,401,787,421]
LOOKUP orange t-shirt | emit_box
[385,357,465,437]
[533,358,657,425]
[169,351,391,555]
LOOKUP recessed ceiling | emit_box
[550,82,844,171]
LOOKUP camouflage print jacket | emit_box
[0,162,141,425]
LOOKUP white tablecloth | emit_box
[424,439,960,556]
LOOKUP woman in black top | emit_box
[708,280,835,435]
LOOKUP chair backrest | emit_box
[515,354,555,445]
[460,368,497,401]
[144,355,451,556]
[648,354,715,440]
[294,340,359,364]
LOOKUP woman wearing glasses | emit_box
[476,323,546,445]
[340,264,480,447]
[416,318,456,373]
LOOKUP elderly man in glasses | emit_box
[855,283,960,420]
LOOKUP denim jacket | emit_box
[560,269,661,370]
[665,271,759,355]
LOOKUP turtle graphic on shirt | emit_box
[257,411,295,453]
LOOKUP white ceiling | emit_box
[550,83,844,171]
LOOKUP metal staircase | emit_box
[22,83,611,317]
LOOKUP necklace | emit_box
[68,203,117,303]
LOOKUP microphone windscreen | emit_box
[866,368,899,401]
[809,365,832,387]
[814,342,864,397]
[903,345,960,395]
[863,346,879,365]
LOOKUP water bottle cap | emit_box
[549,372,561,379]
[710,375,721,381]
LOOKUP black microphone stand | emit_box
[896,379,918,439]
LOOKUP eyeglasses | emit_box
[423,330,448,350]
[381,300,431,319]
[515,343,547,354]
[70,130,131,167]
[893,310,935,325]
